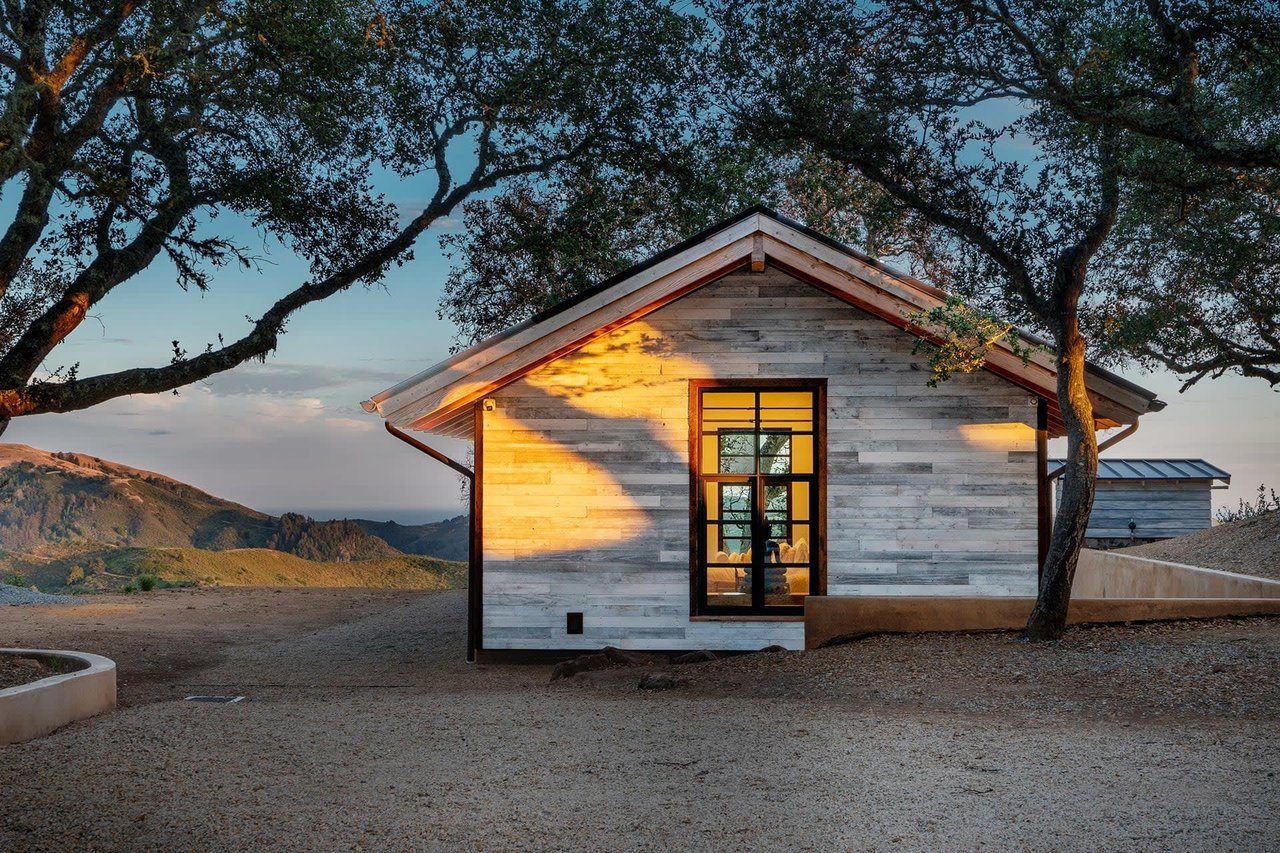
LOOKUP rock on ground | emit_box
[0,583,80,606]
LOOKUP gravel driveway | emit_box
[2,589,1276,851]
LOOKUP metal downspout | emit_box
[1045,419,1140,482]
[383,421,479,663]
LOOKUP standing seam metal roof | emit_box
[1048,459,1231,481]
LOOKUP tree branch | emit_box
[0,136,598,419]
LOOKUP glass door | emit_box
[693,385,821,615]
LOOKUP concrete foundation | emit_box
[1,649,117,745]
[804,596,1280,648]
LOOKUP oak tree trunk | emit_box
[1024,314,1098,641]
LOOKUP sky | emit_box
[10,207,1278,525]
[7,152,1279,524]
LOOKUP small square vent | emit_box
[566,612,584,635]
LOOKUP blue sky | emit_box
[7,171,1279,522]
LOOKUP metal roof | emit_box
[1049,458,1231,482]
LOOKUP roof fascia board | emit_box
[758,228,1151,423]
[374,213,762,420]
[387,233,758,428]
[761,211,1162,410]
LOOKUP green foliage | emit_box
[266,513,399,562]
[439,140,779,347]
[0,0,714,424]
[122,585,135,594]
[1,543,467,593]
[909,297,1044,388]
[136,575,157,592]
[711,0,1280,388]
[1216,484,1280,524]
[3,570,24,586]
[354,515,469,561]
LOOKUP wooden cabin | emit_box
[1051,458,1230,547]
[364,208,1164,659]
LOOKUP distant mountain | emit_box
[0,445,467,562]
[352,515,469,561]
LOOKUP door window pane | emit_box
[697,386,819,612]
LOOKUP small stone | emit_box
[602,646,654,666]
[549,653,612,682]
[638,672,689,690]
[672,650,717,664]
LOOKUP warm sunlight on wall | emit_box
[521,322,707,454]
[481,409,647,558]
[957,421,1037,452]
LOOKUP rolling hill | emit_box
[0,444,469,593]
[0,444,466,560]
[5,546,466,593]
[352,515,469,562]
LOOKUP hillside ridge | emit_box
[0,444,466,562]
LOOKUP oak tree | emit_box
[717,0,1279,639]
[0,0,705,434]
[442,1,1278,641]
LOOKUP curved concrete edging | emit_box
[1,649,117,745]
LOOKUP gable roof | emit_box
[364,206,1164,439]
[1049,459,1230,483]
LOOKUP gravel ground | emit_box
[0,653,87,689]
[0,583,80,606]
[1,589,1277,851]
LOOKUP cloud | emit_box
[201,362,408,397]
[251,397,326,421]
[392,198,462,230]
[3,389,464,518]
[322,417,377,434]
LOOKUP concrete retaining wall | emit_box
[803,550,1280,648]
[1,649,116,745]
[1075,549,1280,599]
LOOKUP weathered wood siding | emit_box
[1061,481,1213,540]
[481,269,1040,650]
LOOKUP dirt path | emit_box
[0,588,425,705]
[2,590,1277,851]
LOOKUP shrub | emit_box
[137,575,157,592]
[3,571,25,586]
[1216,483,1280,524]
[65,566,86,585]
[123,585,135,594]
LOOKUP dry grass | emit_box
[3,545,466,592]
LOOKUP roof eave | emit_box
[367,205,1164,434]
